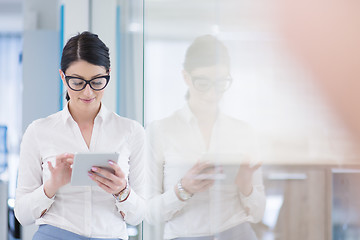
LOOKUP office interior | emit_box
[1,0,360,240]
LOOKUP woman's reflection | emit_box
[146,35,266,240]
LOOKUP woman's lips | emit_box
[80,98,95,104]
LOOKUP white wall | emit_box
[60,0,118,113]
[91,0,117,113]
[61,0,89,40]
[23,0,58,31]
[22,31,60,132]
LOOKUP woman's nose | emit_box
[82,84,93,96]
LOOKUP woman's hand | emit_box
[178,161,216,196]
[44,153,74,198]
[88,160,127,195]
[235,160,261,196]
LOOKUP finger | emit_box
[88,171,118,190]
[201,166,218,175]
[91,177,113,194]
[203,180,214,189]
[91,167,116,181]
[250,162,262,172]
[197,179,214,188]
[196,161,213,168]
[92,174,124,195]
[65,153,75,159]
[66,156,74,165]
[194,161,214,172]
[195,164,216,176]
[108,161,125,178]
[48,161,54,173]
[56,153,74,165]
[197,180,214,192]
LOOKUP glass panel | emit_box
[143,0,360,240]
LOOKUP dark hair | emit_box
[183,35,230,99]
[61,31,110,101]
[183,35,230,73]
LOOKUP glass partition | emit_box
[142,0,360,240]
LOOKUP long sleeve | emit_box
[145,122,186,224]
[238,168,266,223]
[237,129,266,223]
[115,121,147,226]
[14,122,55,226]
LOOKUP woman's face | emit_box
[60,60,108,112]
[185,64,231,105]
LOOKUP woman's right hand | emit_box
[177,161,215,195]
[44,153,74,198]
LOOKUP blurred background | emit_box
[1,0,360,240]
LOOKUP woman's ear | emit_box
[59,69,66,85]
[182,70,192,87]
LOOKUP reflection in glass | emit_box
[145,35,266,240]
[191,75,232,93]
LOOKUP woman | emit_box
[15,32,146,240]
[146,35,266,239]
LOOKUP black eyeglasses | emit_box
[64,74,110,91]
[191,76,233,92]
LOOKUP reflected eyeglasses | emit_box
[64,74,110,91]
[191,76,233,92]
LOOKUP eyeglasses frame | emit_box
[191,75,233,92]
[64,74,110,91]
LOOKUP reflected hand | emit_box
[235,160,261,196]
[88,160,127,195]
[44,153,74,198]
[180,161,216,195]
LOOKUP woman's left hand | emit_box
[88,160,127,195]
[235,160,262,196]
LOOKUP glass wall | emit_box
[142,0,360,240]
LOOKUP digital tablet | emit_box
[192,164,238,184]
[193,165,227,180]
[71,152,119,186]
[195,154,258,184]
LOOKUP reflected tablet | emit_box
[198,154,253,184]
[192,164,238,184]
[71,152,119,186]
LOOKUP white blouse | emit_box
[146,105,266,239]
[15,104,146,240]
